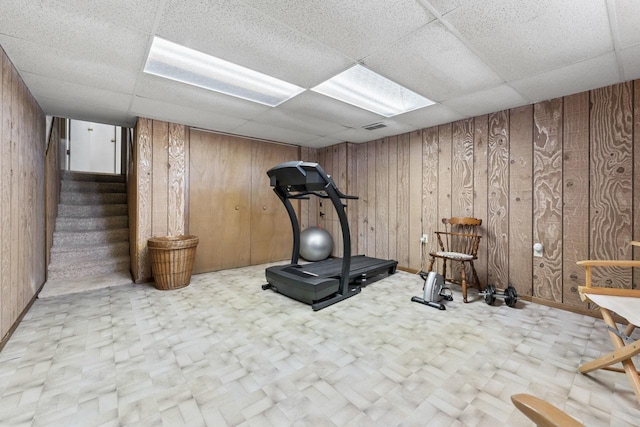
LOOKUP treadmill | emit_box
[262,161,398,311]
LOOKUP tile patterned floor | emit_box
[1,264,639,426]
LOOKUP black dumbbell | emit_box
[480,284,518,307]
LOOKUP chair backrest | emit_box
[439,217,482,256]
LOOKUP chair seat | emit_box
[432,251,474,261]
[585,293,640,326]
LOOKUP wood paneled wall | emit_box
[129,118,189,282]
[45,117,64,270]
[330,79,640,309]
[130,120,300,281]
[0,46,46,344]
[127,80,640,312]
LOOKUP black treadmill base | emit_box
[264,255,397,310]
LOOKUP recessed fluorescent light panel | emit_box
[144,37,305,107]
[312,64,434,117]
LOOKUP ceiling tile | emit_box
[303,136,345,149]
[0,0,631,143]
[232,121,317,145]
[57,0,162,34]
[325,128,378,144]
[241,0,435,59]
[0,35,138,94]
[510,53,621,103]
[0,0,149,71]
[37,96,136,126]
[130,97,248,133]
[442,84,529,117]
[135,74,271,120]
[361,119,417,139]
[613,0,640,48]
[277,91,385,129]
[363,21,503,102]
[444,0,613,80]
[325,120,417,143]
[420,0,473,15]
[249,108,348,137]
[619,43,640,81]
[157,0,353,88]
[22,72,132,111]
[394,104,466,129]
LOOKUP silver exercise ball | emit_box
[300,227,333,261]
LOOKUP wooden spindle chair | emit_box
[427,217,482,303]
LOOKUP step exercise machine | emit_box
[262,161,398,311]
[411,271,453,310]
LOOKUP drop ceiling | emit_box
[1,0,639,148]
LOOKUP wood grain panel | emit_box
[45,119,61,273]
[299,147,311,231]
[562,92,590,305]
[487,111,509,288]
[376,138,389,259]
[128,124,138,278]
[635,80,640,290]
[388,136,398,262]
[10,64,20,321]
[473,115,489,287]
[422,127,439,270]
[438,124,452,220]
[251,141,299,265]
[135,118,153,281]
[0,48,45,341]
[167,123,186,236]
[508,105,533,297]
[409,131,422,271]
[189,131,252,273]
[356,143,368,255]
[367,141,377,257]
[23,82,34,303]
[397,133,410,268]
[451,119,474,217]
[533,99,563,302]
[34,98,45,296]
[316,148,326,231]
[307,148,318,229]
[322,147,334,250]
[1,51,10,338]
[438,124,452,274]
[151,120,168,237]
[346,143,358,255]
[589,83,633,289]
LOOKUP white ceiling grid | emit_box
[0,0,638,147]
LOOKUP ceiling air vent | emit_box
[363,122,387,131]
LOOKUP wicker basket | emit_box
[148,235,199,290]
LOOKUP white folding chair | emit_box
[577,241,640,404]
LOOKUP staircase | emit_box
[43,171,132,296]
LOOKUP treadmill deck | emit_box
[265,255,398,307]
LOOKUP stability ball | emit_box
[300,227,333,261]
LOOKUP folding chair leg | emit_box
[579,308,640,404]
